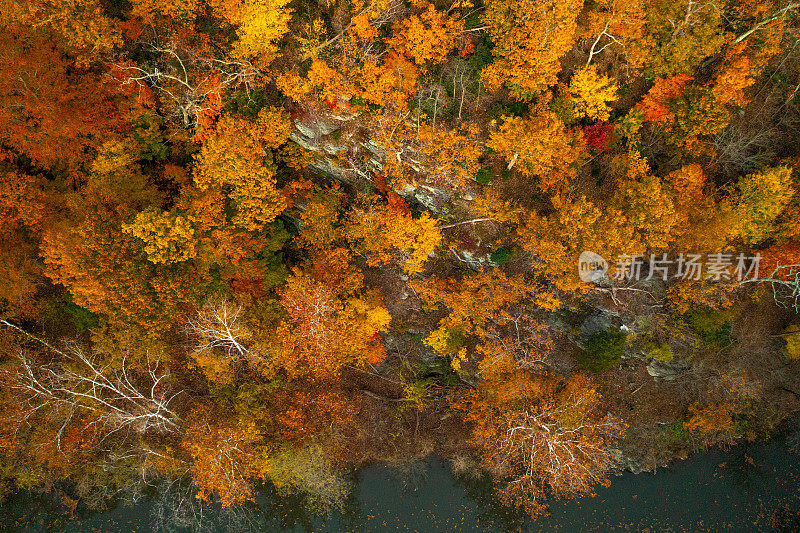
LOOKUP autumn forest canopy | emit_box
[3,0,800,523]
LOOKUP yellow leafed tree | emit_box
[517,194,635,292]
[610,150,678,250]
[487,103,583,192]
[346,194,442,275]
[482,0,583,98]
[228,0,294,67]
[735,165,795,245]
[122,208,199,264]
[567,66,618,121]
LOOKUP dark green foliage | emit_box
[430,356,461,387]
[466,34,494,71]
[660,421,690,444]
[224,87,268,119]
[549,95,577,126]
[258,220,290,290]
[39,292,99,333]
[350,95,382,113]
[232,380,284,419]
[488,100,526,122]
[474,167,492,185]
[685,307,734,347]
[489,248,512,266]
[410,332,425,344]
[578,329,626,373]
[206,263,233,296]
[132,114,169,162]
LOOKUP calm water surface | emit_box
[3,434,800,532]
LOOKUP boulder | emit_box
[646,358,690,381]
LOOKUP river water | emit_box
[3,434,800,532]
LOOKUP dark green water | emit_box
[3,435,800,532]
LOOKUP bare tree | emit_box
[151,475,260,533]
[586,14,624,66]
[713,122,776,175]
[1,320,179,442]
[111,42,259,128]
[479,316,554,374]
[470,374,625,516]
[733,2,800,45]
[742,263,800,312]
[500,401,622,496]
[186,299,251,358]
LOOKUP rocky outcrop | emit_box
[646,358,690,381]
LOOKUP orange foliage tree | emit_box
[666,164,737,251]
[0,171,50,318]
[194,109,290,231]
[129,0,204,25]
[415,123,482,191]
[346,193,442,275]
[684,402,736,446]
[388,5,464,67]
[1,0,121,62]
[184,410,268,507]
[637,77,728,151]
[0,32,124,171]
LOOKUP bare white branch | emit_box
[2,345,179,443]
[186,299,251,358]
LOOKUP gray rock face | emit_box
[398,183,451,212]
[622,348,648,362]
[294,114,342,138]
[314,119,340,137]
[294,121,318,139]
[290,113,350,162]
[546,313,572,334]
[452,250,495,272]
[289,111,460,222]
[290,136,315,155]
[309,156,347,180]
[646,358,690,381]
[364,140,386,159]
[580,313,615,338]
